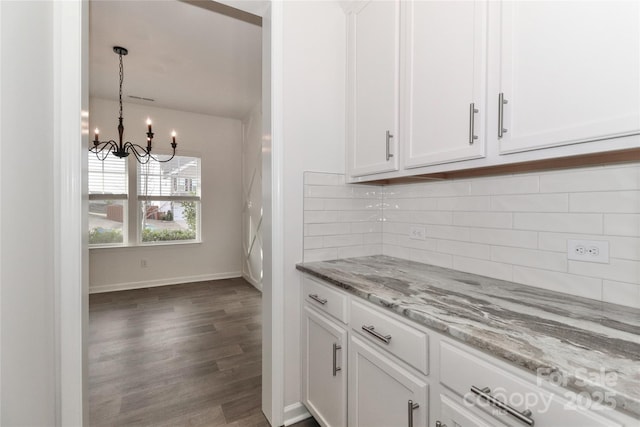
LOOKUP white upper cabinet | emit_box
[346,0,400,177]
[403,1,488,168]
[496,1,640,154]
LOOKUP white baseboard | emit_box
[242,272,263,291]
[89,271,242,294]
[283,402,311,426]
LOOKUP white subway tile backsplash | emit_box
[410,249,453,269]
[491,193,569,212]
[306,223,350,236]
[603,214,640,236]
[351,221,383,234]
[384,210,453,225]
[491,247,567,272]
[304,236,324,250]
[453,212,513,229]
[470,175,539,195]
[568,258,639,284]
[570,191,640,213]
[304,198,325,211]
[383,244,412,259]
[425,225,471,242]
[338,244,383,259]
[304,248,339,262]
[452,256,513,282]
[323,234,364,248]
[514,213,603,234]
[602,280,640,309]
[512,267,603,301]
[303,210,340,224]
[468,228,538,248]
[437,196,491,211]
[436,240,491,260]
[386,198,439,211]
[303,165,640,308]
[539,165,640,193]
[324,198,379,211]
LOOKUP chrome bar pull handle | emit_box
[471,385,535,426]
[435,422,447,427]
[469,103,479,144]
[386,130,394,161]
[362,325,392,344]
[332,343,342,376]
[308,294,327,305]
[498,93,508,138]
[407,400,419,427]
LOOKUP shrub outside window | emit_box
[88,155,127,246]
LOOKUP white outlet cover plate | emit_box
[567,239,609,264]
[409,226,426,240]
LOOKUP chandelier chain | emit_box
[119,53,124,118]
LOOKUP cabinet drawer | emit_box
[350,300,428,375]
[440,341,621,427]
[303,275,348,324]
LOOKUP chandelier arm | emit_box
[123,142,152,165]
[148,147,177,163]
[90,140,119,160]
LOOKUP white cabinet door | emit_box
[346,0,400,177]
[349,335,428,427]
[496,1,640,154]
[403,1,487,168]
[302,306,347,427]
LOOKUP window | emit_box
[138,155,201,243]
[88,155,127,245]
[88,153,201,247]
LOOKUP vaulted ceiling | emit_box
[89,0,262,120]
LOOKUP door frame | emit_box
[56,1,284,425]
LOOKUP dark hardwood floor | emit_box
[90,277,319,427]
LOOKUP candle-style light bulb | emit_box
[171,130,177,144]
[146,118,152,133]
[94,128,99,141]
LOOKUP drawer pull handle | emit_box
[332,343,342,376]
[407,400,419,427]
[308,294,327,305]
[471,385,535,426]
[435,422,447,427]
[362,325,392,344]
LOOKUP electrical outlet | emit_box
[409,226,426,241]
[140,259,148,268]
[567,240,609,264]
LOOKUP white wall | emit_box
[281,0,347,414]
[0,1,57,424]
[242,102,263,289]
[89,98,243,292]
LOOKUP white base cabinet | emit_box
[300,274,637,427]
[302,306,348,427]
[348,336,428,427]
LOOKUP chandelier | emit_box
[90,46,177,164]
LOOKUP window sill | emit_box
[89,240,202,250]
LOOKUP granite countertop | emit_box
[296,255,640,419]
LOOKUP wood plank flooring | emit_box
[90,278,320,427]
